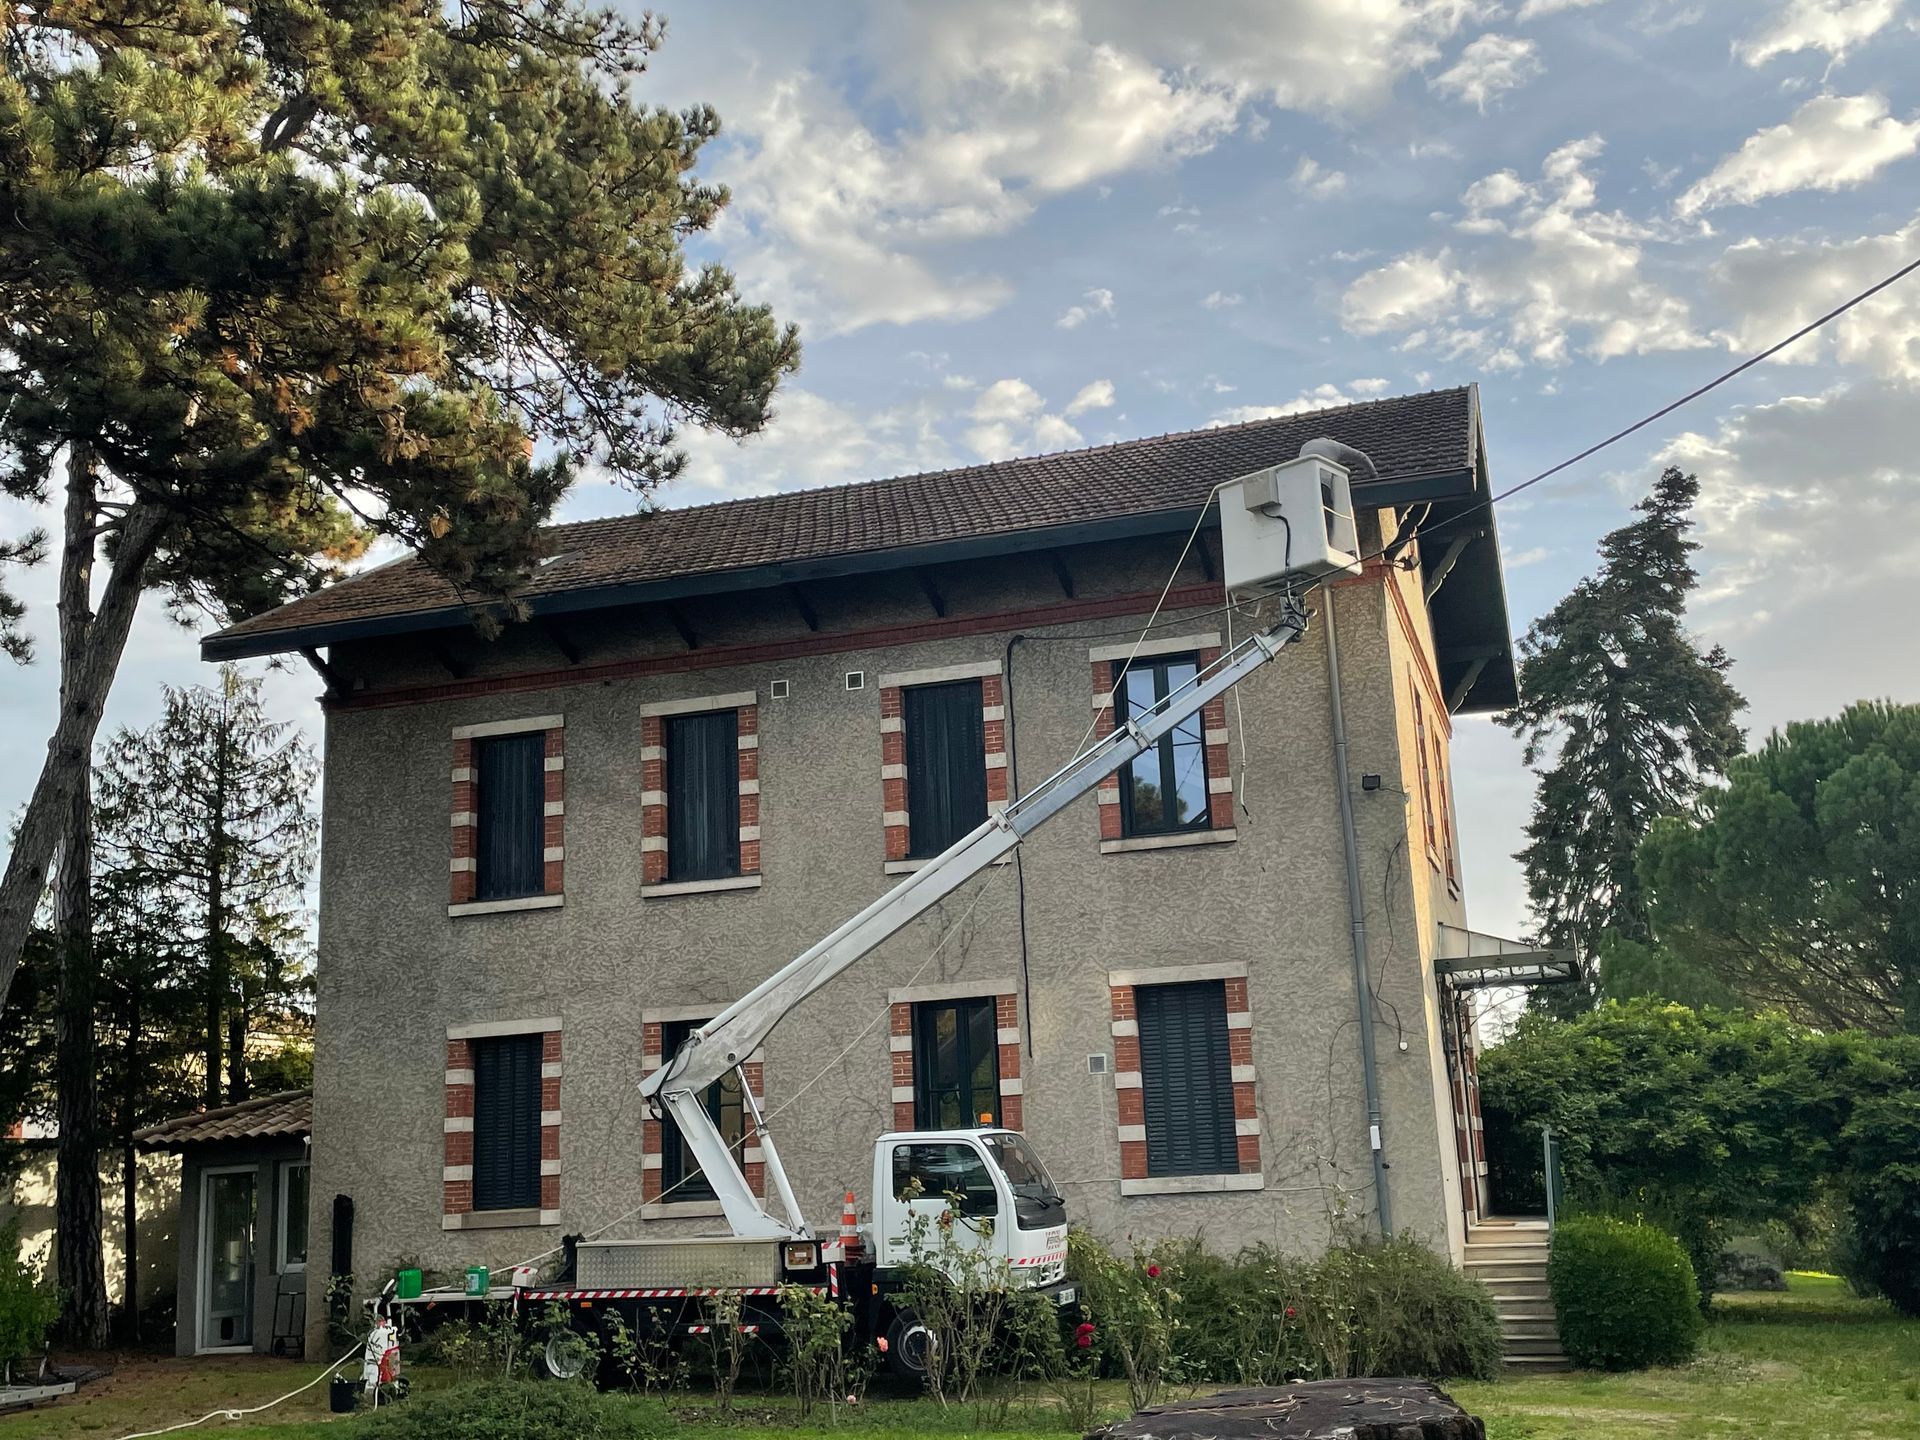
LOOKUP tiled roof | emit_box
[205,386,1480,655]
[134,1089,311,1149]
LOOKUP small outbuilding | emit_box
[134,1090,312,1358]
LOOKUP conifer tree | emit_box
[0,1,800,1006]
[1499,468,1747,1008]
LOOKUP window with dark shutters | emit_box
[904,679,987,858]
[1137,980,1237,1176]
[471,1033,541,1210]
[666,711,740,883]
[475,733,545,901]
[913,997,1000,1129]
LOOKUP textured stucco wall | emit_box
[303,533,1476,1337]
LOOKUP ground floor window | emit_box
[658,1018,748,1202]
[472,1033,542,1210]
[913,996,1001,1130]
[1137,979,1237,1176]
[277,1161,310,1272]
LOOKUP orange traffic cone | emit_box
[841,1190,863,1259]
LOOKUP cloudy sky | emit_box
[4,0,1920,945]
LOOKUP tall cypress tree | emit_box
[1500,467,1747,1009]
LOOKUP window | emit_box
[1434,732,1458,884]
[1412,684,1436,856]
[666,710,740,883]
[904,679,987,857]
[472,1033,541,1211]
[658,1019,747,1203]
[890,1141,998,1217]
[277,1161,310,1272]
[475,732,545,901]
[1113,656,1210,837]
[1137,980,1237,1177]
[913,998,1000,1130]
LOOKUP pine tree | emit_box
[1499,468,1747,1008]
[94,667,317,1105]
[0,1,800,1006]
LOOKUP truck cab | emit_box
[870,1128,1069,1289]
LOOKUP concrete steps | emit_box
[1464,1221,1568,1371]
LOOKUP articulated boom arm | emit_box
[640,595,1312,1239]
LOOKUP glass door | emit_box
[201,1169,256,1350]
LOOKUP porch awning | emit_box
[1434,924,1579,990]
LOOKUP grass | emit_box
[7,1274,1915,1440]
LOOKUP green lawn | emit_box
[10,1274,1915,1440]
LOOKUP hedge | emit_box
[1548,1216,1703,1370]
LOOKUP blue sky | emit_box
[5,0,1920,949]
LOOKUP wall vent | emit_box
[1087,1053,1111,1075]
[770,678,791,700]
[844,671,866,692]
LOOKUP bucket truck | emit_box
[432,449,1365,1381]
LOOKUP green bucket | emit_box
[464,1265,490,1297]
[395,1268,423,1300]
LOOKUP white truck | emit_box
[457,445,1367,1380]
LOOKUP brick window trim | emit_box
[887,985,1024,1135]
[450,715,566,916]
[443,1018,562,1229]
[640,692,762,896]
[878,661,1007,870]
[1108,963,1263,1197]
[1091,636,1236,852]
[639,1007,766,1215]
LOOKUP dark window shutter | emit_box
[666,711,740,883]
[475,733,545,901]
[1137,980,1237,1177]
[904,680,987,858]
[472,1034,541,1210]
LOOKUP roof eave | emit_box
[202,467,1481,663]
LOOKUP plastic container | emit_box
[464,1265,490,1297]
[329,1376,359,1413]
[395,1267,424,1300]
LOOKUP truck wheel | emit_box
[885,1309,938,1383]
[537,1329,595,1383]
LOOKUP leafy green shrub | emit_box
[1840,1080,1920,1315]
[1715,1248,1786,1292]
[0,1219,59,1378]
[1302,1233,1502,1381]
[355,1379,661,1440]
[1549,1216,1703,1370]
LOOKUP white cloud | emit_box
[1675,93,1920,215]
[1518,0,1607,16]
[1030,414,1086,451]
[1430,35,1543,111]
[1291,156,1349,199]
[1064,379,1117,416]
[972,378,1048,423]
[1209,380,1396,427]
[1710,217,1920,382]
[1057,287,1118,329]
[1202,290,1243,309]
[1343,137,1706,366]
[669,388,958,501]
[1736,0,1903,68]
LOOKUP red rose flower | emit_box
[1075,1322,1097,1350]
[1285,1306,1297,1320]
[1146,1264,1161,1279]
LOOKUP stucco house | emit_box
[201,385,1524,1351]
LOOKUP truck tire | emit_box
[884,1309,938,1383]
[536,1328,595,1383]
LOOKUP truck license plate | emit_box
[1054,1287,1076,1306]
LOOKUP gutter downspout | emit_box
[1322,584,1394,1235]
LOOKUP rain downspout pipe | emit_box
[1303,435,1393,1236]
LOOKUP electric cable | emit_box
[109,1341,367,1440]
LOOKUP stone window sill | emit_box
[641,1199,727,1219]
[1120,1172,1265,1197]
[448,894,564,918]
[641,874,763,899]
[440,1207,561,1230]
[1100,828,1237,856]
[885,855,1013,875]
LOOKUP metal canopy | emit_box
[1434,923,1580,990]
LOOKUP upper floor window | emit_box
[666,710,741,884]
[1113,656,1210,838]
[905,679,987,857]
[658,1018,747,1203]
[472,1033,542,1211]
[475,733,546,901]
[1136,979,1237,1177]
[913,997,1000,1130]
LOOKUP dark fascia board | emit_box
[200,467,1480,662]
